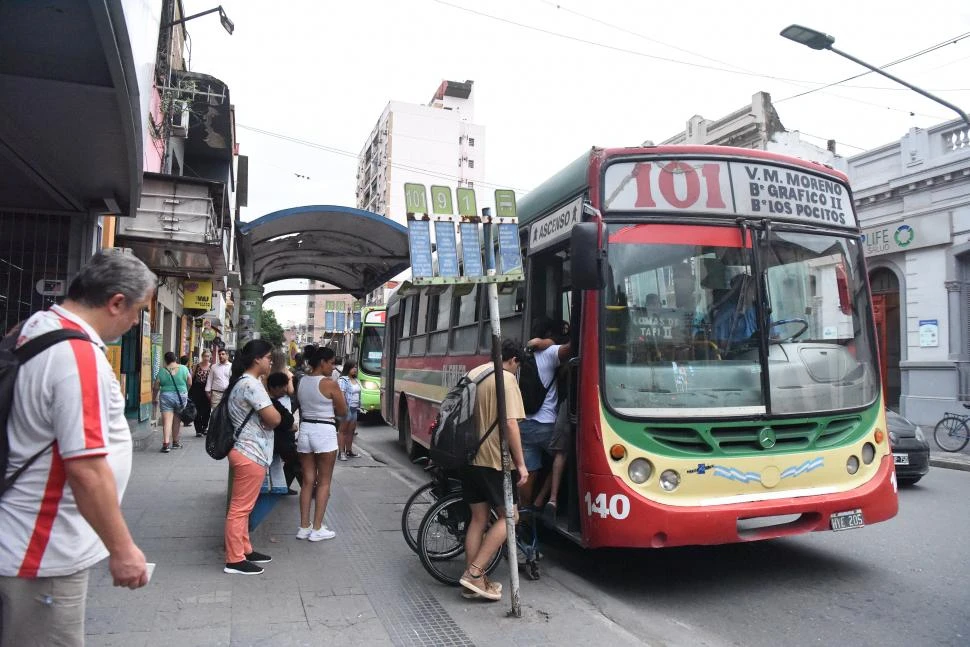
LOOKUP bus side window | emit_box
[451,286,479,354]
[429,288,452,354]
[400,295,416,357]
[412,292,429,356]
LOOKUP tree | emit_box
[260,307,284,348]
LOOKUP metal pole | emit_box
[482,208,522,618]
[828,45,970,126]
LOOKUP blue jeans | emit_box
[518,419,556,471]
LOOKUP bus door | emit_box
[382,302,403,425]
[525,241,582,536]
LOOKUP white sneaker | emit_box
[295,526,312,540]
[308,527,336,541]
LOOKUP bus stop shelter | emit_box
[235,205,410,342]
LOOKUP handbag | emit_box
[164,367,197,424]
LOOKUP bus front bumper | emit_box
[580,453,899,549]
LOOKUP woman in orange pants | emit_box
[223,339,281,575]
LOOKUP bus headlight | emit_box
[846,455,860,475]
[861,443,875,465]
[659,469,681,491]
[628,458,652,483]
[362,381,378,390]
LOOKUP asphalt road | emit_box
[358,416,970,647]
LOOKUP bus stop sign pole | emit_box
[482,209,522,618]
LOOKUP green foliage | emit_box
[260,308,284,348]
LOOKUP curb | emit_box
[928,455,970,472]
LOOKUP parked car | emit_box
[887,410,930,485]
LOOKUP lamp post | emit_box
[163,5,234,35]
[780,24,969,126]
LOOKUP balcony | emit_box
[114,173,231,281]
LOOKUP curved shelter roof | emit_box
[237,206,410,298]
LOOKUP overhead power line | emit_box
[436,0,959,120]
[236,123,531,193]
[777,31,970,103]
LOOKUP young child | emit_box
[267,372,301,493]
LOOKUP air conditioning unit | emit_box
[170,101,189,137]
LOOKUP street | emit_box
[362,417,970,647]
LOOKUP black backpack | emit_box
[0,328,91,497]
[205,383,255,460]
[429,367,496,469]
[518,349,551,415]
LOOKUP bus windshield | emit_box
[359,325,385,376]
[602,223,879,417]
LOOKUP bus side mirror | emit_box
[571,222,605,290]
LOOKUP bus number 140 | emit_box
[584,492,630,520]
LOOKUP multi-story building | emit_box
[848,119,970,425]
[307,280,357,356]
[356,79,485,225]
[659,91,846,171]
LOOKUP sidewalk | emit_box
[85,425,648,646]
[929,446,970,472]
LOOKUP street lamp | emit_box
[780,24,969,126]
[163,5,234,35]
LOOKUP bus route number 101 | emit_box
[584,492,630,520]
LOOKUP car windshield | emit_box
[601,223,879,417]
[359,326,384,376]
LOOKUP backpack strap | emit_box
[13,329,91,362]
[469,366,499,454]
[1,329,91,496]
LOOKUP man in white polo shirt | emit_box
[206,348,232,407]
[0,250,155,646]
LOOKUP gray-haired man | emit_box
[0,250,155,646]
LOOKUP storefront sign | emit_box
[861,213,951,257]
[139,315,152,421]
[183,280,213,311]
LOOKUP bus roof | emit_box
[516,145,849,225]
[517,150,592,227]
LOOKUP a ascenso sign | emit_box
[603,159,857,229]
[529,195,584,253]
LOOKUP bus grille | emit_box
[645,426,713,454]
[814,416,862,447]
[709,422,817,453]
[644,416,864,455]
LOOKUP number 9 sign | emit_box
[430,185,454,215]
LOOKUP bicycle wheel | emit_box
[402,481,437,554]
[417,493,502,586]
[934,416,970,452]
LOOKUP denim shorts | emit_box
[159,391,187,413]
[338,409,358,423]
[519,419,556,471]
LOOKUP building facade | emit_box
[356,79,485,225]
[848,119,970,426]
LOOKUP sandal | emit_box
[459,563,501,601]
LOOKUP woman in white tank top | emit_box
[295,347,348,542]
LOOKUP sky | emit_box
[180,0,970,326]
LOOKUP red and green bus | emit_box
[383,145,898,548]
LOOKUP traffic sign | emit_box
[404,183,428,214]
[430,185,454,215]
[457,187,477,217]
[494,190,517,218]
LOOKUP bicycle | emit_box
[400,458,460,554]
[405,462,542,585]
[933,404,970,452]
